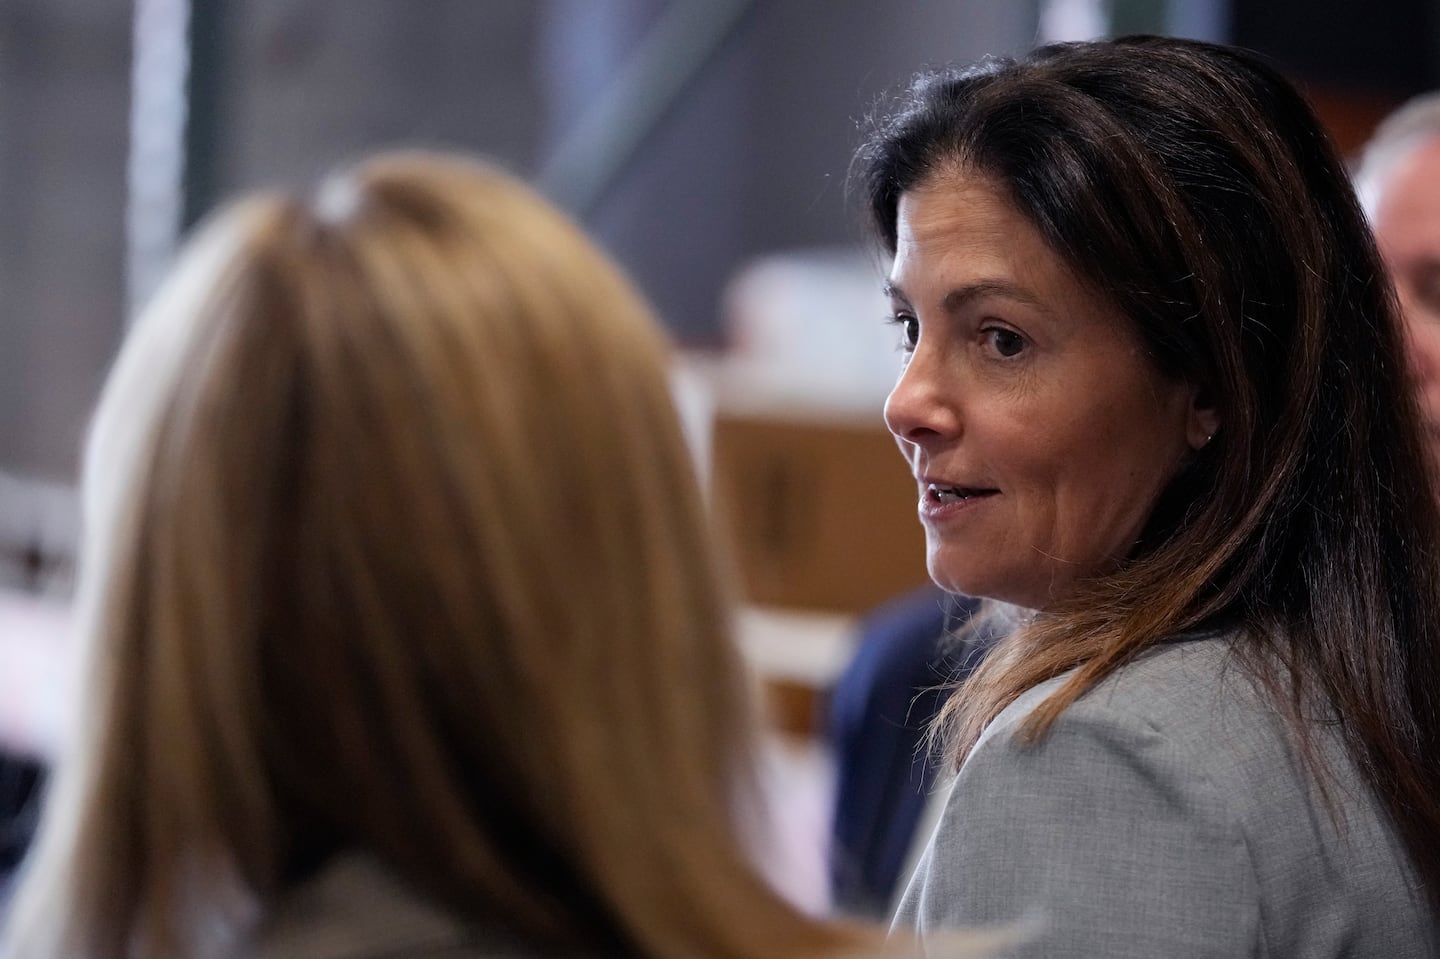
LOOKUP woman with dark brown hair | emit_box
[860,35,1440,956]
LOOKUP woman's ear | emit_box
[1186,385,1221,451]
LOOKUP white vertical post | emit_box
[125,0,191,319]
[1039,0,1111,42]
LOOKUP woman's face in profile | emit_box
[882,173,1203,610]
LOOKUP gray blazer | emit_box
[894,634,1438,958]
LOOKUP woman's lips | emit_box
[920,482,1000,519]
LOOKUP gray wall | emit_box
[214,0,543,200]
[0,0,131,482]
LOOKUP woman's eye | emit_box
[985,327,1026,358]
[891,313,919,351]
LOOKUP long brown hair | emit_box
[3,153,881,958]
[858,35,1440,903]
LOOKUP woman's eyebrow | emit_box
[942,280,1048,314]
[883,278,1049,313]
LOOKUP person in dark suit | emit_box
[827,586,989,917]
[0,755,42,898]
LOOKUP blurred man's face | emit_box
[1373,137,1440,455]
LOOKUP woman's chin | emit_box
[925,561,1001,604]
[926,565,1051,613]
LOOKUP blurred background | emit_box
[2,0,1438,907]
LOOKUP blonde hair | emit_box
[3,153,877,958]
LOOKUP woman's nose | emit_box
[884,350,959,445]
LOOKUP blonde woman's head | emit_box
[7,153,860,958]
